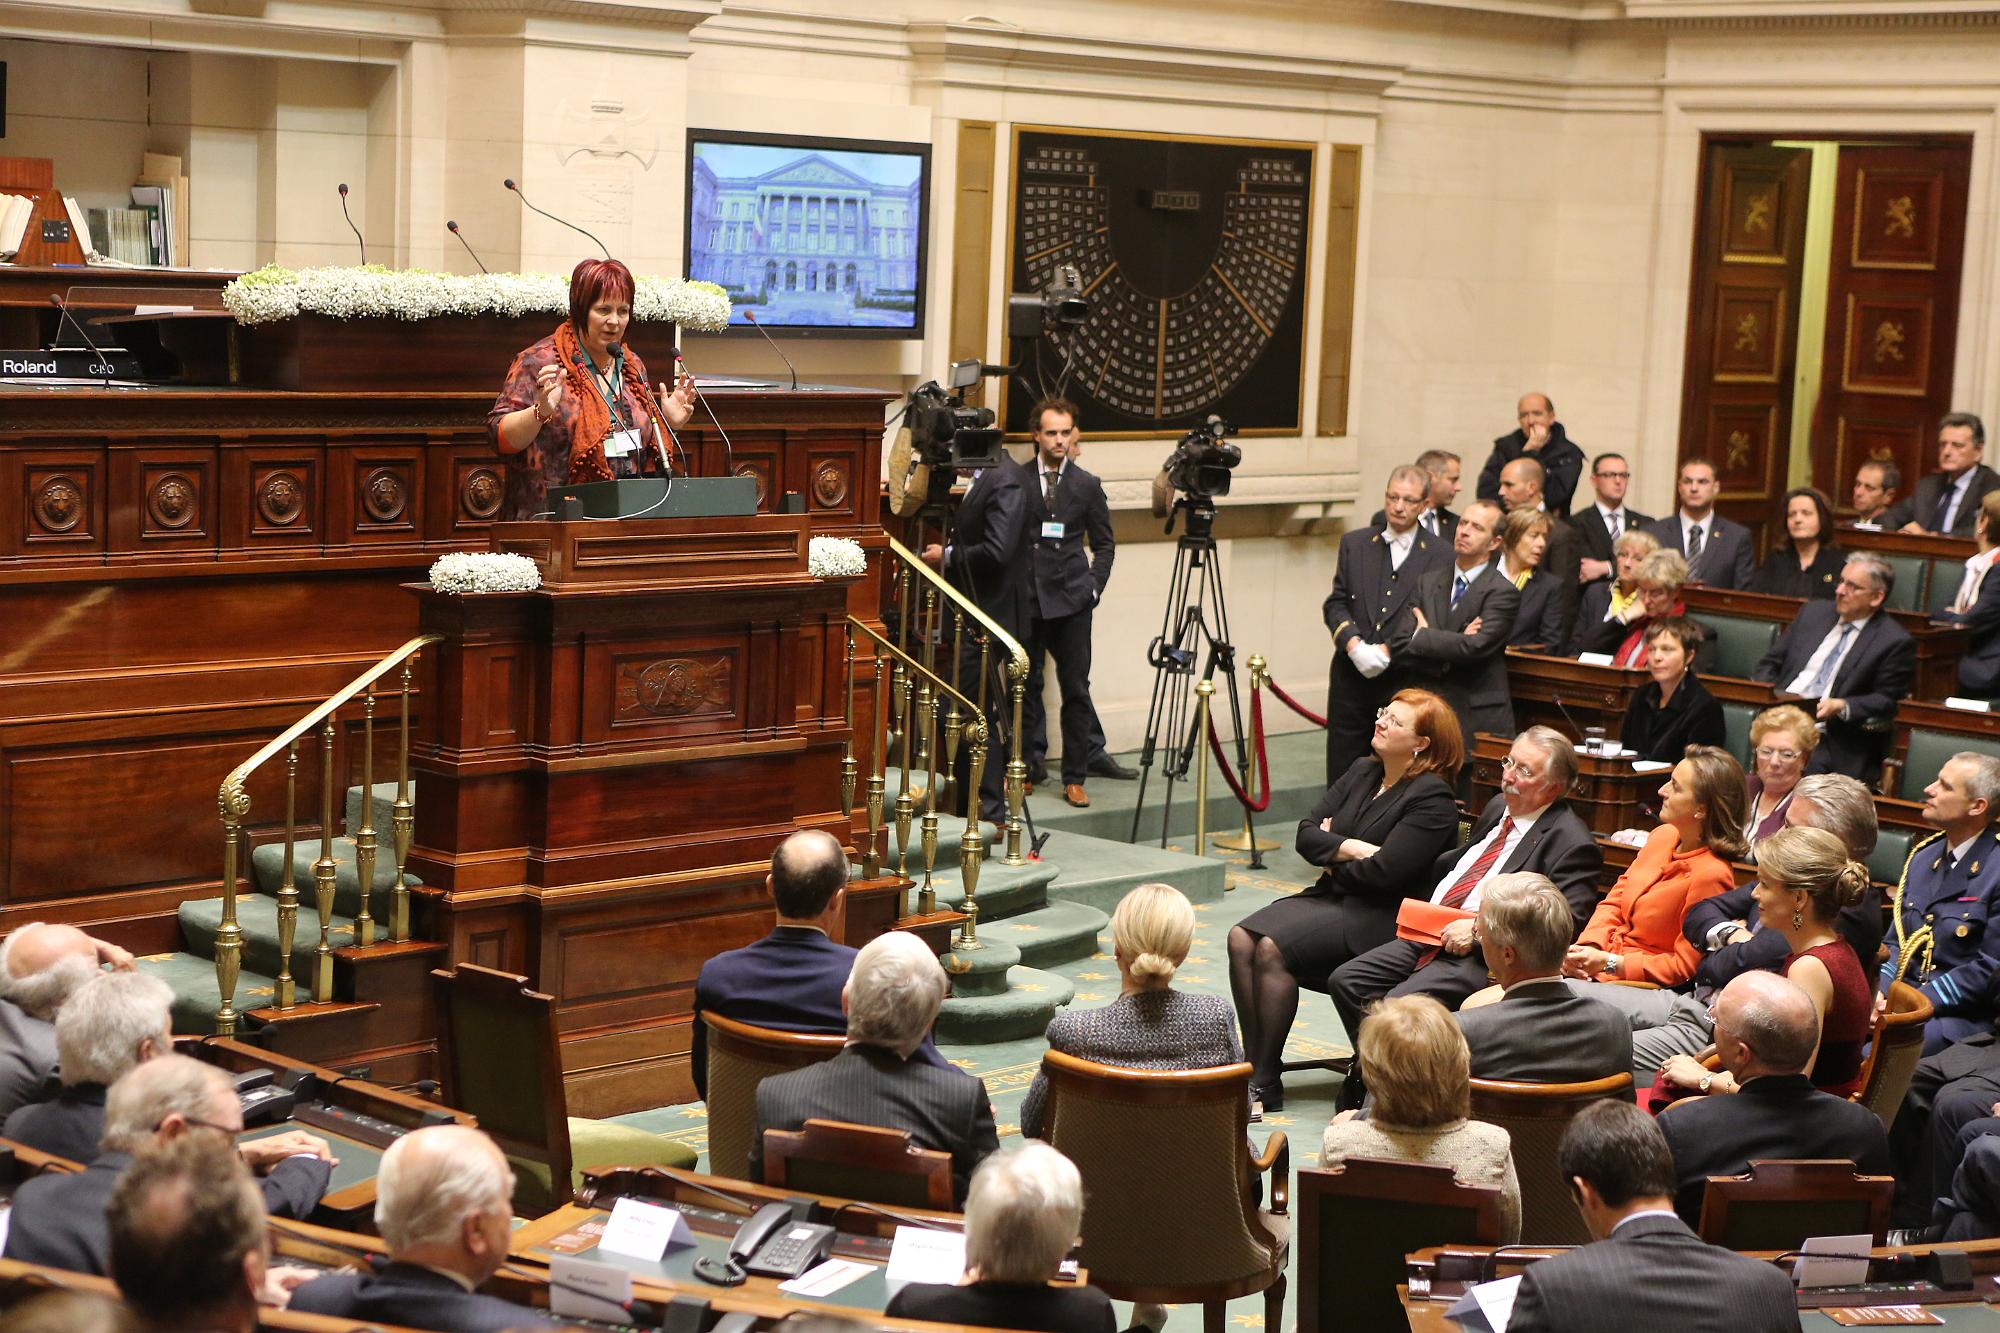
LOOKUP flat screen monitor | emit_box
[685,129,931,338]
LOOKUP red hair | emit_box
[1387,687,1464,782]
[568,258,635,330]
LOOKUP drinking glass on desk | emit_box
[1583,726,1607,756]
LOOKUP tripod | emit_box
[1128,494,1257,861]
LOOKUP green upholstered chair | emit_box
[431,963,695,1215]
[1468,1072,1632,1245]
[1720,699,1760,766]
[763,1118,954,1210]
[1927,557,1966,616]
[703,1011,845,1181]
[1696,1159,1893,1250]
[1873,551,1928,613]
[1295,1159,1502,1333]
[1688,612,1779,680]
[1868,825,1918,889]
[1855,982,1933,1131]
[1898,728,1966,802]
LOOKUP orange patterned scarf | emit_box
[551,319,652,485]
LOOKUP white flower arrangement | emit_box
[428,551,543,594]
[808,536,868,579]
[222,264,731,331]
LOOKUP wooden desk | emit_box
[1684,585,1966,700]
[1502,651,1646,741]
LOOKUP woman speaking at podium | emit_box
[487,257,696,521]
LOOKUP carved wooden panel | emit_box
[613,655,735,724]
[1840,294,1933,397]
[22,455,102,551]
[1704,403,1779,498]
[328,445,423,544]
[114,446,219,553]
[1719,157,1804,265]
[807,452,853,514]
[1853,168,1944,270]
[232,450,320,547]
[1834,415,1929,496]
[715,431,783,513]
[1712,287,1787,384]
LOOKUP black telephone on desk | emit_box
[694,1202,836,1285]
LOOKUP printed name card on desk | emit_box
[549,1255,633,1322]
[597,1196,695,1262]
[884,1226,967,1285]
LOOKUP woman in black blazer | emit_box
[1619,616,1726,763]
[1228,687,1461,1110]
[1498,507,1567,651]
[1749,487,1843,600]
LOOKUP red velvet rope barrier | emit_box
[1206,683,1273,812]
[1262,671,1329,729]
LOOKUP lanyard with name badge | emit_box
[586,346,644,460]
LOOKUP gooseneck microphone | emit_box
[49,295,115,384]
[446,220,489,274]
[337,183,366,265]
[615,340,690,476]
[741,310,799,391]
[672,346,739,479]
[503,178,610,260]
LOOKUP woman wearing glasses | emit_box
[1741,704,1818,858]
[1227,688,1462,1114]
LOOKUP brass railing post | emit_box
[215,780,248,1036]
[1210,653,1276,860]
[917,651,941,915]
[352,690,378,948]
[390,658,415,943]
[273,742,300,1009]
[311,718,338,1003]
[864,654,887,878]
[942,609,965,809]
[914,587,937,775]
[839,629,857,818]
[1193,679,1215,859]
[955,716,989,950]
[892,660,915,886]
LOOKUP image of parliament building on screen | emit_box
[687,136,927,331]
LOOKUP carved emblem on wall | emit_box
[461,468,503,521]
[735,462,768,505]
[616,657,733,720]
[147,474,197,530]
[1885,195,1917,239]
[258,472,305,527]
[812,460,849,508]
[361,468,408,524]
[1869,445,1897,462]
[1742,190,1773,234]
[32,477,84,534]
[1874,321,1906,364]
[1726,431,1753,472]
[1733,313,1760,352]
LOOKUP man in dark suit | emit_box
[289,1125,554,1332]
[690,829,944,1098]
[924,459,1032,823]
[1643,457,1754,590]
[6,1053,334,1274]
[1386,499,1519,748]
[0,921,135,1119]
[1369,448,1461,541]
[1884,412,2000,537]
[1573,452,1652,585]
[1852,458,1901,527]
[5,969,172,1162]
[752,931,998,1203]
[1506,1100,1800,1333]
[1496,456,1581,647]
[1752,553,1915,780]
[1454,874,1632,1086]
[1015,398,1116,808]
[1656,971,1890,1225]
[108,1136,267,1333]
[1329,727,1603,1034]
[1322,466,1447,784]
[1475,392,1585,517]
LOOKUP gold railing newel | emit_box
[1003,660,1028,866]
[1193,678,1215,859]
[1212,653,1276,857]
[273,742,300,1010]
[311,718,338,1003]
[214,779,249,1036]
[840,629,857,818]
[390,658,415,944]
[351,690,378,948]
[863,654,887,879]
[955,718,989,950]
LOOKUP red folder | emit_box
[1396,898,1475,947]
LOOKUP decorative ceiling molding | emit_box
[432,0,718,26]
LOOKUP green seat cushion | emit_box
[1869,826,1918,888]
[1901,729,1965,802]
[1874,552,1927,613]
[1721,701,1759,767]
[507,1119,697,1215]
[1688,613,1778,679]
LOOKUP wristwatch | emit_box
[1698,1073,1714,1094]
[1602,954,1621,975]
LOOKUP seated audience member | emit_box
[1749,486,1844,599]
[1368,447,1462,540]
[1504,1101,1802,1332]
[288,1125,553,1332]
[1329,727,1602,1042]
[1940,490,2000,699]
[1885,411,2000,537]
[6,1053,334,1273]
[0,922,134,1119]
[1752,552,1915,780]
[1497,507,1567,651]
[1617,617,1724,764]
[752,931,998,1202]
[1935,1133,2000,1242]
[0,1292,135,1333]
[1574,452,1652,586]
[5,970,172,1162]
[1655,971,1890,1224]
[886,1143,1115,1333]
[1562,748,1746,998]
[1322,994,1522,1242]
[1389,503,1520,749]
[1576,549,1686,665]
[1644,458,1755,591]
[1738,704,1817,857]
[691,828,942,1099]
[1476,391,1585,517]
[1570,529,1659,654]
[1655,826,1873,1101]
[1023,883,1239,1137]
[1852,458,1901,527]
[1454,874,1632,1085]
[1229,688,1461,1112]
[1882,751,2000,1054]
[107,1136,268,1333]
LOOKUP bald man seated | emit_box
[287,1125,556,1333]
[0,921,135,1119]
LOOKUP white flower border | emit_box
[222,265,730,331]
[809,536,867,579]
[428,551,543,594]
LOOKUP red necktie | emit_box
[1414,817,1514,969]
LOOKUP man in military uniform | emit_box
[1883,752,2000,1055]
[1322,466,1448,784]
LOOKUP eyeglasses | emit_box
[1499,756,1543,780]
[1374,709,1411,729]
[1755,746,1802,763]
[1594,470,1630,480]
[164,1115,245,1138]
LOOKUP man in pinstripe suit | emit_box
[749,932,998,1205]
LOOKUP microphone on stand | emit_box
[49,295,114,384]
[502,178,611,260]
[337,184,366,265]
[741,311,799,391]
[671,346,739,479]
[446,221,489,273]
[613,340,689,476]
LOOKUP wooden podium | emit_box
[406,511,857,1114]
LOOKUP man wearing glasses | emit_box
[1574,453,1652,586]
[6,1053,334,1274]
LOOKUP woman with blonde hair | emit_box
[1570,528,1661,655]
[1322,994,1521,1241]
[1021,883,1242,1138]
[1577,548,1688,666]
[1498,508,1567,651]
[1742,704,1819,855]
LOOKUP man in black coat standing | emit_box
[1387,499,1520,751]
[1475,392,1586,517]
[1885,412,2000,537]
[1321,466,1447,784]
[1015,398,1116,809]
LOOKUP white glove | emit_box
[1346,640,1391,679]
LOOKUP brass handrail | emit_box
[885,535,1028,675]
[213,633,443,1035]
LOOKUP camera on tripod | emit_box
[1007,265,1090,339]
[906,359,1007,472]
[1151,415,1242,524]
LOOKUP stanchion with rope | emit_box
[1208,655,1279,866]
